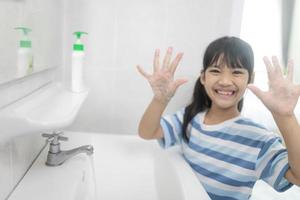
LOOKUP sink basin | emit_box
[0,83,88,141]
[8,132,211,200]
[8,132,95,200]
[8,132,300,200]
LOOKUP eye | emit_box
[208,69,220,74]
[232,70,245,75]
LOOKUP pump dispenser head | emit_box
[15,27,32,48]
[73,31,88,51]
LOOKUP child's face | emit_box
[200,60,250,112]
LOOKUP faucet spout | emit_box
[64,145,94,157]
[42,132,94,166]
[46,145,94,166]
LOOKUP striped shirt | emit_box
[158,108,293,200]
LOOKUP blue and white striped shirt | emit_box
[159,108,293,200]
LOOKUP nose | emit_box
[218,72,233,86]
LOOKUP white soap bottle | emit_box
[71,31,88,92]
[15,27,33,77]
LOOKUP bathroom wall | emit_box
[289,0,300,83]
[65,0,245,134]
[0,0,63,199]
[0,0,63,84]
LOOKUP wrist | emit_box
[272,112,298,129]
[271,111,296,119]
[152,96,171,105]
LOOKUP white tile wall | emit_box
[65,0,245,134]
[0,0,63,85]
[0,133,46,200]
[0,68,55,109]
[70,68,116,132]
[0,0,22,82]
[0,0,63,198]
[289,0,300,84]
[0,140,13,200]
[10,134,45,186]
[0,69,58,199]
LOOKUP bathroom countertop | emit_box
[8,132,94,200]
[8,132,211,200]
[0,83,88,141]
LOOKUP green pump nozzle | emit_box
[15,27,32,48]
[73,31,88,51]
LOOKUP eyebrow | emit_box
[209,64,221,68]
[209,65,247,71]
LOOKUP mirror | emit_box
[0,0,63,84]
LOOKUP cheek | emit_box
[202,84,214,98]
[238,82,249,95]
[236,76,249,87]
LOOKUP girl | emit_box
[137,36,300,200]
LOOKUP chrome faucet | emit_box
[42,131,94,166]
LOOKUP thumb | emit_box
[173,78,188,91]
[247,84,265,100]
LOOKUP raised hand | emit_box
[137,47,188,103]
[247,56,300,116]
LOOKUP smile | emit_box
[215,89,236,97]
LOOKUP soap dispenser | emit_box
[15,27,33,77]
[71,31,88,92]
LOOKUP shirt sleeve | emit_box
[255,135,293,192]
[157,108,185,149]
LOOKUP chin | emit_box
[213,100,239,110]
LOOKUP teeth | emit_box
[216,90,234,95]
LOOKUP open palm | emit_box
[137,47,188,103]
[248,56,300,116]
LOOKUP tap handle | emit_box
[58,136,68,141]
[42,131,68,143]
[52,131,69,141]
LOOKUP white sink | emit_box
[8,132,211,200]
[0,83,88,141]
[8,132,95,200]
[8,132,300,200]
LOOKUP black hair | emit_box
[182,36,254,142]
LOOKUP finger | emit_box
[162,47,173,70]
[172,78,189,91]
[263,56,274,80]
[153,49,160,73]
[247,84,266,101]
[287,59,294,81]
[136,65,151,79]
[170,52,184,75]
[271,56,283,76]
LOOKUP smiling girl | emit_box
[137,36,300,200]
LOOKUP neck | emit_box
[204,105,240,125]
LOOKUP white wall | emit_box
[0,0,63,198]
[65,0,245,134]
[240,0,300,133]
[240,0,283,91]
[289,0,300,84]
[0,0,63,84]
[240,0,283,132]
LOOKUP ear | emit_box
[249,72,255,84]
[200,70,205,84]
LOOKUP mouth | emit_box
[214,89,236,98]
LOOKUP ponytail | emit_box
[182,76,211,142]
